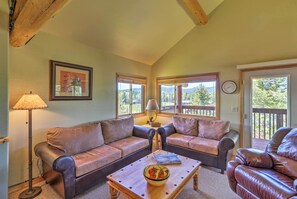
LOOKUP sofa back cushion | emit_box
[266,127,292,153]
[277,128,297,161]
[270,153,297,179]
[101,116,134,144]
[198,119,230,140]
[172,116,198,136]
[47,123,104,155]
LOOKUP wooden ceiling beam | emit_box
[182,0,208,25]
[12,0,28,22]
[10,0,71,47]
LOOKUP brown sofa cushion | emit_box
[101,116,134,144]
[72,145,121,177]
[270,153,297,179]
[189,137,219,155]
[172,116,198,136]
[108,136,149,157]
[234,165,296,199]
[198,119,230,140]
[167,133,195,148]
[277,128,297,161]
[47,123,104,155]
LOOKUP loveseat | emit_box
[34,116,155,199]
[158,116,239,173]
[227,127,297,199]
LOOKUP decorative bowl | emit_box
[143,164,170,186]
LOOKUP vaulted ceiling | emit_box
[40,0,224,65]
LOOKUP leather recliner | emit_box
[227,127,297,199]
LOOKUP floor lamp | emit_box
[13,91,48,199]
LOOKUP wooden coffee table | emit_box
[107,150,201,199]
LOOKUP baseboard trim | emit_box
[8,177,45,195]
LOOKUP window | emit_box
[157,73,219,118]
[116,73,146,117]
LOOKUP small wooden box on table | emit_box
[107,150,201,199]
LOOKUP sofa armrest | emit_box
[133,125,155,151]
[235,148,273,168]
[158,123,176,149]
[35,142,76,199]
[218,130,239,152]
[34,142,66,167]
[217,130,239,173]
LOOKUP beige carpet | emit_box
[9,166,240,199]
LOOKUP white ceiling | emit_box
[41,0,224,65]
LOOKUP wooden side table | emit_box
[142,124,161,149]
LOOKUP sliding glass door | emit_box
[243,67,297,149]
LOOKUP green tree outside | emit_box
[191,85,212,106]
[252,77,287,109]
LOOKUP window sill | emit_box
[117,113,146,119]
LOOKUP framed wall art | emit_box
[50,60,93,100]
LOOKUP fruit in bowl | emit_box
[143,164,170,186]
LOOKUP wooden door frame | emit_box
[239,63,297,147]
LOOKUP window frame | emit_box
[116,73,147,118]
[156,72,220,119]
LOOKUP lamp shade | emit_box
[146,99,159,111]
[13,92,48,110]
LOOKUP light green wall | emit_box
[8,0,297,186]
[0,0,9,197]
[9,32,151,186]
[151,0,297,128]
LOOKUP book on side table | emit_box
[153,152,181,165]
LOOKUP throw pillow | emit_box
[172,116,198,136]
[47,122,104,155]
[101,116,134,144]
[199,119,230,140]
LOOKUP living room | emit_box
[1,0,297,198]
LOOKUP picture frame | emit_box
[50,60,93,100]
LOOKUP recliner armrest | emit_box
[226,160,240,192]
[235,148,273,168]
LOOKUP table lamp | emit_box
[146,99,160,127]
[13,91,48,199]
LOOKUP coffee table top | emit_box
[107,150,201,199]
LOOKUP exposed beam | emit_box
[12,0,28,22]
[10,0,71,47]
[182,0,208,25]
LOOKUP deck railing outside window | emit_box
[161,105,215,117]
[252,108,287,140]
[161,106,287,140]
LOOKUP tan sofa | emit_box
[159,116,239,174]
[34,116,155,199]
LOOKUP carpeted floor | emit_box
[9,166,240,199]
